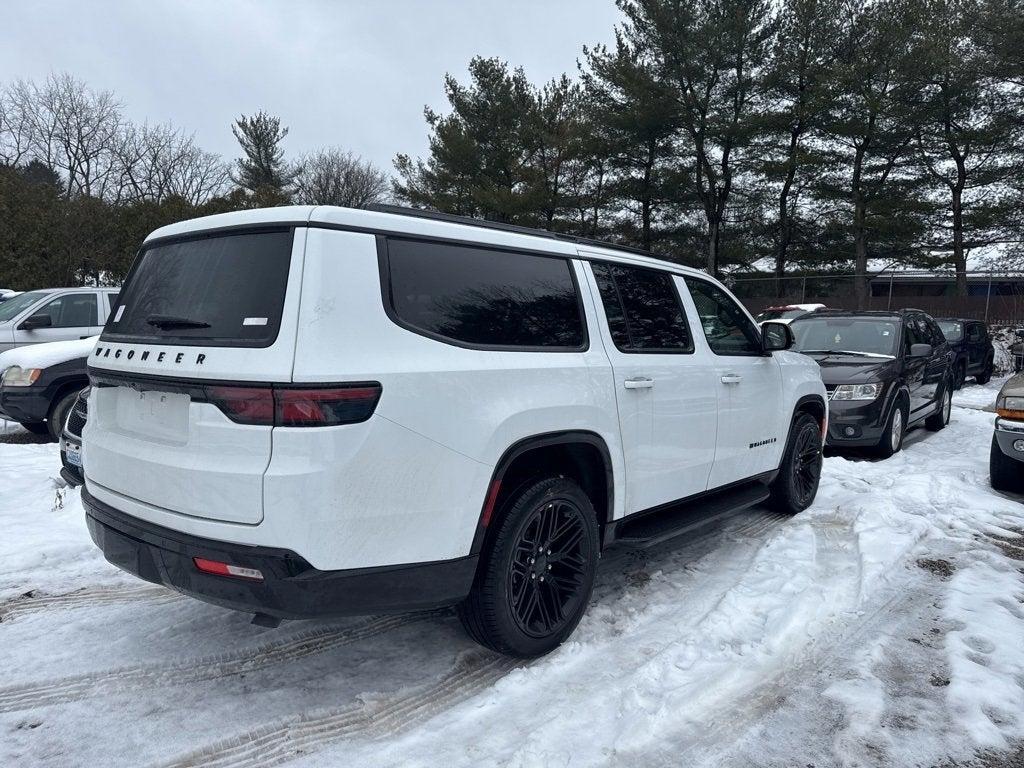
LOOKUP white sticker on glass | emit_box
[243,317,268,326]
[114,305,125,322]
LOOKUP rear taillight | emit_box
[193,557,264,581]
[203,383,381,427]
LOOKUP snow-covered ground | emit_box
[1,380,1022,768]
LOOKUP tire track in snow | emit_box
[0,610,449,713]
[155,652,519,768]
[0,583,178,622]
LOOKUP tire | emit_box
[458,476,599,658]
[925,385,951,432]
[874,397,908,459]
[19,421,50,436]
[47,391,79,442]
[975,356,993,385]
[769,412,823,515]
[953,361,966,390]
[990,434,1024,493]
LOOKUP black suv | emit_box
[790,309,953,457]
[935,318,995,388]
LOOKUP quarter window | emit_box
[590,262,692,353]
[684,278,761,355]
[385,239,585,349]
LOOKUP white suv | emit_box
[83,205,827,657]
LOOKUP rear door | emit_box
[681,276,785,489]
[85,228,305,525]
[584,260,718,514]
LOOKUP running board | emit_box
[611,481,771,549]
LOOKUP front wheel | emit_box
[47,391,79,442]
[769,412,823,514]
[875,399,907,459]
[976,357,993,385]
[925,386,951,432]
[19,421,50,436]
[953,362,966,390]
[458,476,599,658]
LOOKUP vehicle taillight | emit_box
[203,383,381,427]
[193,557,264,581]
[205,386,275,425]
[276,386,382,427]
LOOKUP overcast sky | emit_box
[1,0,622,174]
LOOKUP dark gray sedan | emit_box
[991,373,1024,492]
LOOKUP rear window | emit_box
[384,239,586,350]
[104,230,293,347]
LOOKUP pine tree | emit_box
[230,111,294,206]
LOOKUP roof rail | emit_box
[366,204,668,261]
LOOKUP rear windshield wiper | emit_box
[146,314,211,330]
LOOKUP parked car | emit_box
[990,373,1024,492]
[0,336,96,439]
[82,205,828,658]
[935,317,995,388]
[0,287,119,354]
[59,386,88,487]
[790,309,953,458]
[755,303,826,325]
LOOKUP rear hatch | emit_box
[85,228,304,525]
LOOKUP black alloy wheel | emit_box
[769,412,823,514]
[508,498,590,638]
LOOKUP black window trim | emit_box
[100,225,296,350]
[376,235,590,353]
[589,260,695,355]
[683,275,765,357]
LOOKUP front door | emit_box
[583,259,718,515]
[12,291,100,347]
[680,277,785,489]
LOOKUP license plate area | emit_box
[63,440,83,467]
[115,387,191,443]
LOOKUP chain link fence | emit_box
[727,271,1024,325]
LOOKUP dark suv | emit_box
[790,309,953,457]
[935,318,994,388]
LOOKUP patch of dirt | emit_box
[984,529,1024,562]
[918,558,957,579]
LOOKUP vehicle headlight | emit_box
[1,366,42,387]
[832,383,881,401]
[997,395,1024,419]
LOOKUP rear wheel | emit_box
[769,412,823,514]
[925,386,951,432]
[458,476,599,658]
[990,435,1024,493]
[875,398,907,459]
[47,391,79,442]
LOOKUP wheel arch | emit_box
[469,430,615,556]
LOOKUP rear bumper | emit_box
[82,488,479,620]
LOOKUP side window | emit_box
[385,239,586,349]
[590,263,692,353]
[35,294,98,328]
[904,316,929,353]
[684,278,761,355]
[966,323,983,343]
[925,318,945,347]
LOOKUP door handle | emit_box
[721,374,743,384]
[623,377,654,389]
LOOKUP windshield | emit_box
[757,308,805,321]
[0,291,47,323]
[104,230,293,347]
[937,320,963,342]
[791,317,899,357]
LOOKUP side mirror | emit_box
[909,343,932,358]
[761,321,794,353]
[18,313,52,331]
